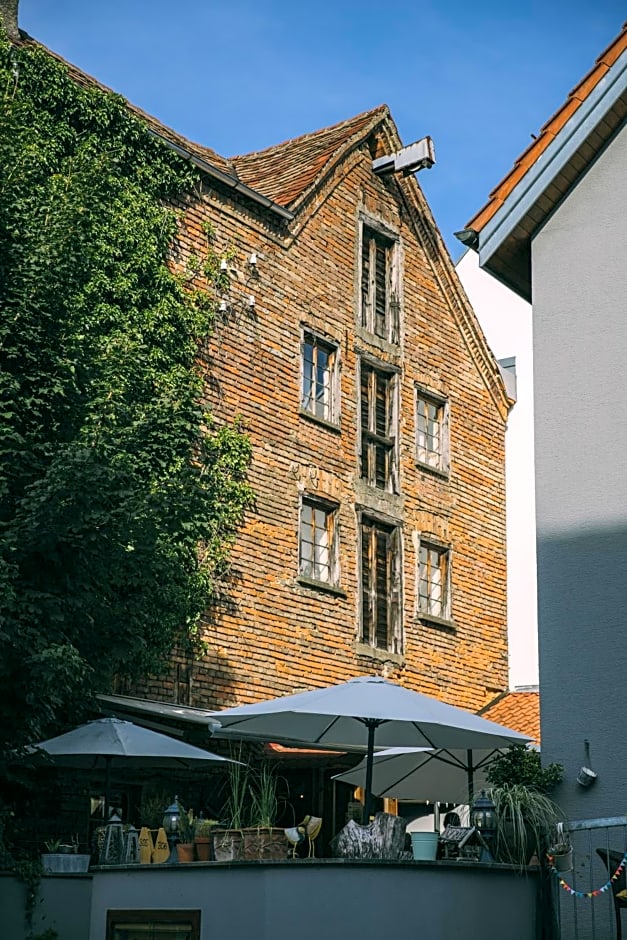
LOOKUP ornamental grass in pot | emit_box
[212,749,288,862]
[486,744,566,869]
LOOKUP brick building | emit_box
[115,102,513,716]
[38,39,511,716]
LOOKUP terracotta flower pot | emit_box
[194,837,212,861]
[177,841,195,863]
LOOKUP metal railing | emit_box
[552,815,627,940]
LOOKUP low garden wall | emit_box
[2,859,539,940]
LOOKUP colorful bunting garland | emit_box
[547,850,627,899]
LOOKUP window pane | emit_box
[302,336,335,422]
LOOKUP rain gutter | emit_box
[148,130,295,222]
[477,47,627,269]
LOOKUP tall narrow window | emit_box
[299,497,338,586]
[360,517,402,653]
[360,225,399,343]
[360,361,398,491]
[418,541,451,620]
[416,389,449,473]
[301,332,338,425]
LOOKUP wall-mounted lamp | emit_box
[220,258,228,271]
[248,295,256,308]
[248,252,257,267]
[219,299,228,313]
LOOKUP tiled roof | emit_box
[230,105,391,207]
[467,22,627,233]
[479,690,540,745]
[16,35,391,216]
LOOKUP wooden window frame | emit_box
[417,538,452,623]
[415,386,449,475]
[300,330,340,427]
[106,909,201,940]
[360,222,400,344]
[359,359,399,493]
[359,514,403,654]
[298,495,340,588]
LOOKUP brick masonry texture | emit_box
[128,121,510,716]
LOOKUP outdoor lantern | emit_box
[100,810,125,866]
[470,789,497,844]
[162,797,181,840]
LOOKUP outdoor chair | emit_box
[596,848,627,940]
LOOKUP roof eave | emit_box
[474,47,627,301]
[150,131,295,222]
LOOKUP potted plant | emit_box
[213,746,250,862]
[547,822,573,872]
[175,801,196,863]
[194,817,219,861]
[41,835,91,873]
[243,763,288,861]
[486,745,566,868]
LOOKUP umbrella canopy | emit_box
[212,676,530,820]
[32,717,240,818]
[333,746,499,804]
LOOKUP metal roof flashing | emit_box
[477,47,627,295]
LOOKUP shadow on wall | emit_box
[536,523,627,817]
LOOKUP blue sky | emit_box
[20,1,625,255]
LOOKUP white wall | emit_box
[455,251,537,688]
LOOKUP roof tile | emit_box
[230,105,390,207]
[480,691,540,744]
[467,22,627,233]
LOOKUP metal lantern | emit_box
[100,810,125,866]
[470,789,497,844]
[162,796,181,839]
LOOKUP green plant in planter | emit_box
[194,818,219,839]
[486,743,563,792]
[176,801,195,844]
[249,763,280,829]
[490,784,565,868]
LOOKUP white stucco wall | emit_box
[532,123,627,817]
[456,250,537,688]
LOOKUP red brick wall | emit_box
[129,137,508,715]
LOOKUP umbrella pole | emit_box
[467,749,474,806]
[104,756,112,822]
[363,719,378,825]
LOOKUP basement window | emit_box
[360,516,402,653]
[107,910,200,940]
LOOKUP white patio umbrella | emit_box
[211,676,530,821]
[333,746,499,804]
[32,717,241,818]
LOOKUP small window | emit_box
[418,541,451,621]
[416,389,449,473]
[299,497,339,586]
[107,910,200,940]
[360,516,402,653]
[301,332,339,425]
[360,225,399,343]
[360,361,398,492]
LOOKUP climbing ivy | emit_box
[0,32,254,757]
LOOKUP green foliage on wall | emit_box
[0,32,254,755]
